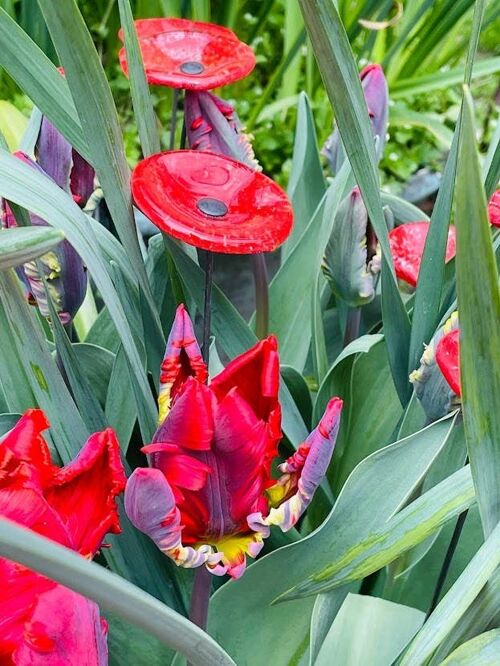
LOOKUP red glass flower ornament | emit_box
[125,305,343,579]
[389,221,456,287]
[118,18,255,90]
[488,189,500,228]
[131,150,293,253]
[0,410,126,663]
[436,328,461,396]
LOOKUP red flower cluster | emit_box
[0,411,125,663]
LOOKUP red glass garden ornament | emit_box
[435,328,461,396]
[118,18,255,90]
[389,221,456,287]
[131,150,293,253]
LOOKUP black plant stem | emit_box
[343,307,361,347]
[201,251,214,365]
[426,505,469,619]
[188,566,212,637]
[427,450,470,618]
[169,88,179,151]
[252,253,269,339]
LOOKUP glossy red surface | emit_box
[436,329,461,396]
[119,18,255,90]
[131,150,293,253]
[389,221,456,287]
[488,189,500,228]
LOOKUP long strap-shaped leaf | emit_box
[0,520,235,666]
[455,87,500,538]
[0,9,88,159]
[408,0,486,374]
[400,519,500,665]
[298,0,411,404]
[117,0,160,157]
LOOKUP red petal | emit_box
[389,222,456,287]
[158,304,207,424]
[118,18,255,90]
[210,335,281,422]
[44,429,126,557]
[436,329,461,396]
[132,151,293,254]
[488,190,500,228]
[0,409,56,486]
[156,377,214,451]
[12,585,107,665]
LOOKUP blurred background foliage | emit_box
[0,0,499,198]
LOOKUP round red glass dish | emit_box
[389,221,456,287]
[118,18,256,90]
[131,150,293,254]
[436,328,461,396]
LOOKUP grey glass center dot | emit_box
[196,197,228,217]
[180,61,205,74]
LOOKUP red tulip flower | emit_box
[125,305,343,579]
[131,150,293,253]
[0,410,126,663]
[488,189,500,228]
[436,328,461,396]
[119,18,255,90]
[389,221,456,287]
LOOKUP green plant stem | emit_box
[188,565,212,630]
[252,253,269,339]
[169,87,179,150]
[201,251,214,365]
[343,307,361,347]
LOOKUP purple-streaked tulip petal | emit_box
[125,467,222,570]
[70,150,95,206]
[158,304,208,424]
[12,585,108,665]
[248,397,343,535]
[36,117,72,193]
[185,90,260,170]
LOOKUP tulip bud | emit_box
[184,90,260,170]
[410,311,460,421]
[488,189,500,227]
[322,187,381,306]
[1,152,87,325]
[323,63,389,174]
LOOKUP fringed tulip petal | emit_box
[158,304,207,425]
[248,397,343,535]
[0,409,55,486]
[125,468,222,570]
[210,335,280,422]
[185,90,260,170]
[45,428,126,557]
[436,328,461,396]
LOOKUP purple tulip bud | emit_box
[1,152,87,324]
[323,63,389,174]
[410,311,460,421]
[322,187,381,307]
[36,116,95,208]
[184,90,261,170]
